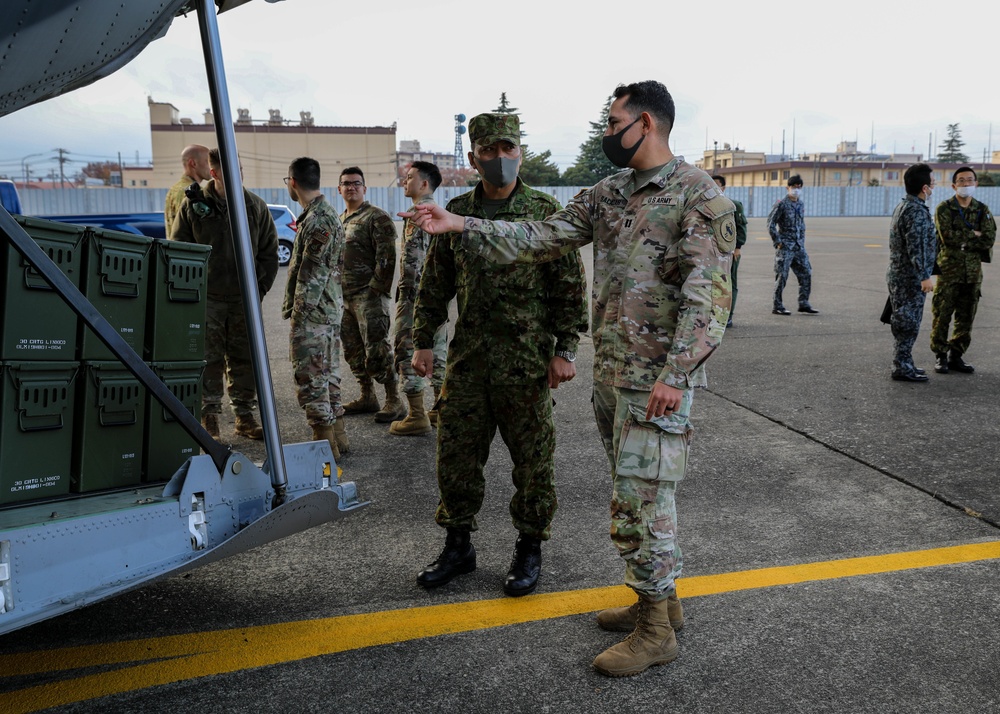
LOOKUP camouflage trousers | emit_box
[342,289,395,385]
[289,317,343,427]
[888,279,926,373]
[393,297,447,396]
[203,296,256,418]
[593,381,693,601]
[730,252,742,320]
[930,279,981,357]
[434,376,556,540]
[773,244,812,309]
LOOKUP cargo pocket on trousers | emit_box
[616,411,688,481]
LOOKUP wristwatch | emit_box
[555,350,576,363]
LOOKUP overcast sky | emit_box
[1,0,997,183]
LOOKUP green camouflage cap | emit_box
[468,113,520,147]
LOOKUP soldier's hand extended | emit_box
[920,277,936,293]
[646,382,683,421]
[547,356,576,389]
[397,204,466,235]
[412,349,434,378]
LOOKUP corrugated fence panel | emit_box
[19,186,1000,221]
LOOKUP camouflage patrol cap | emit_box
[468,113,520,147]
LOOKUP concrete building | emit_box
[123,99,398,189]
[701,140,1000,188]
[396,140,457,173]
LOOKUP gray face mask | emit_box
[477,156,519,188]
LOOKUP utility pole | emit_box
[54,147,70,188]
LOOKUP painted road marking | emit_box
[3,540,999,713]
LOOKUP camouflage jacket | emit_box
[414,179,588,384]
[340,201,397,297]
[887,195,937,284]
[282,195,344,326]
[171,179,279,300]
[164,173,198,238]
[733,198,748,249]
[397,195,436,304]
[767,196,805,248]
[459,158,734,391]
[934,195,996,284]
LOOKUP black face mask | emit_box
[602,118,645,168]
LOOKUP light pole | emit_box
[21,152,44,188]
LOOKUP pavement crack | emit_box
[705,388,1000,531]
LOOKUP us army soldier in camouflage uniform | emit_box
[406,82,734,677]
[930,166,996,374]
[713,174,747,327]
[282,157,348,457]
[411,113,588,599]
[338,167,405,423]
[887,163,937,382]
[164,144,210,237]
[389,161,448,436]
[767,174,818,315]
[171,148,278,440]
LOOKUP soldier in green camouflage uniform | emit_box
[171,148,278,440]
[338,167,404,422]
[390,161,448,436]
[164,144,210,238]
[712,175,747,327]
[412,113,588,598]
[405,82,734,676]
[282,157,347,457]
[930,166,996,374]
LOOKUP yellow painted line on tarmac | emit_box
[865,244,883,248]
[3,540,999,713]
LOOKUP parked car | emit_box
[42,203,298,266]
[268,204,297,267]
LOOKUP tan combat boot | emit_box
[235,414,264,440]
[592,595,679,677]
[389,392,432,436]
[202,413,220,439]
[333,419,349,454]
[374,381,407,424]
[343,380,379,414]
[596,593,684,632]
[427,386,441,426]
[311,424,339,459]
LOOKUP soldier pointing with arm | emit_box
[406,80,735,678]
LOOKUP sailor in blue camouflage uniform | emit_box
[887,163,937,382]
[411,112,588,599]
[768,174,818,315]
[404,81,734,678]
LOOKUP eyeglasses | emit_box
[282,177,291,185]
[339,180,364,188]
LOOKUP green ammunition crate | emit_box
[143,361,203,483]
[72,361,145,492]
[79,229,152,361]
[0,361,78,505]
[0,217,85,360]
[145,239,209,362]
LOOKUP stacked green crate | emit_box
[143,362,204,483]
[79,229,151,361]
[73,361,145,492]
[0,216,84,360]
[0,362,79,504]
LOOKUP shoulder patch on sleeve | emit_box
[696,195,737,253]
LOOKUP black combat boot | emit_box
[503,534,542,597]
[934,354,950,374]
[948,351,975,373]
[416,527,476,588]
